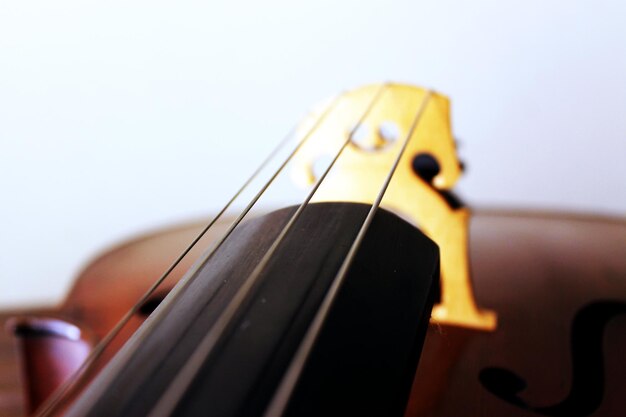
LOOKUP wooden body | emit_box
[407,211,626,416]
[2,209,626,416]
[5,318,92,415]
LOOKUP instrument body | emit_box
[2,83,625,416]
[4,209,625,417]
[408,210,626,416]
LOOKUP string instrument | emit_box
[3,83,625,416]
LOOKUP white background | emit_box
[1,0,625,308]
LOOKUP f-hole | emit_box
[480,301,626,417]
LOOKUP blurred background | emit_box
[1,0,625,309]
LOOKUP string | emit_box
[147,83,389,417]
[35,93,343,417]
[263,90,433,417]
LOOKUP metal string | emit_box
[147,83,390,417]
[35,93,343,417]
[263,90,433,417]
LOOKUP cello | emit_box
[3,83,626,416]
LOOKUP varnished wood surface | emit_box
[1,308,62,417]
[2,209,625,416]
[407,210,626,416]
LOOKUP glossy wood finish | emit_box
[1,310,46,417]
[1,219,231,417]
[2,209,625,416]
[406,210,626,416]
[7,318,92,415]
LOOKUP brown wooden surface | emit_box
[1,209,625,416]
[7,317,93,415]
[0,219,229,417]
[407,210,626,416]
[0,309,63,416]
